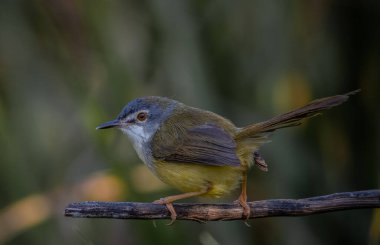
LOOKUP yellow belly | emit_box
[153,161,244,198]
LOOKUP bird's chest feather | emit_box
[153,160,243,197]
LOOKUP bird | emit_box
[96,90,359,224]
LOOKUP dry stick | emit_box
[65,190,380,222]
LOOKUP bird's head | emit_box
[97,96,177,145]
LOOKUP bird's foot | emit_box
[233,199,251,219]
[153,198,177,225]
[233,199,251,227]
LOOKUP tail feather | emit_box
[235,89,360,140]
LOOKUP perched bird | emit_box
[97,90,359,224]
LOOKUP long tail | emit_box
[235,89,360,140]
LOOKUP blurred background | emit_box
[0,0,379,244]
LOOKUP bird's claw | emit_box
[234,199,251,221]
[153,198,177,225]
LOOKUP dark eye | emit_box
[136,112,148,122]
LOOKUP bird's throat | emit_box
[121,126,156,171]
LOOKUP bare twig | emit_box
[64,190,380,222]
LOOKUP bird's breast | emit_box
[152,160,244,198]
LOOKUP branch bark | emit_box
[65,190,380,222]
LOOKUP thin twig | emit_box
[64,190,380,222]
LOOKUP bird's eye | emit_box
[136,112,148,122]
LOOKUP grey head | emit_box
[97,96,177,164]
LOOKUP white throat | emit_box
[121,125,154,163]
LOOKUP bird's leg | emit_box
[234,171,251,220]
[153,187,210,225]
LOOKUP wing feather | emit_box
[153,123,240,167]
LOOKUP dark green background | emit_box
[0,0,379,244]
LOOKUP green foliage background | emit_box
[0,0,379,244]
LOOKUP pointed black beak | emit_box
[96,119,120,130]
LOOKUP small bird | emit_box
[97,90,359,224]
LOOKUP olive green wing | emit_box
[152,123,241,167]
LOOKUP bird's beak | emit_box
[96,119,121,130]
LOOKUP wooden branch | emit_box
[65,190,380,222]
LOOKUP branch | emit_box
[65,190,380,222]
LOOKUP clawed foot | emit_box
[152,190,210,225]
[233,199,251,220]
[153,198,177,225]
